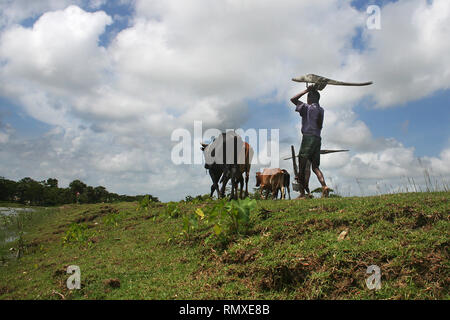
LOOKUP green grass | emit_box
[0,192,448,300]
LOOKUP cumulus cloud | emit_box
[354,0,450,107]
[0,0,448,200]
[0,0,75,28]
[0,6,112,91]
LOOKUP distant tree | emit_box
[59,188,74,204]
[69,180,87,196]
[42,186,60,205]
[45,178,58,188]
[94,186,108,202]
[17,177,44,205]
[1,176,159,205]
[0,177,17,201]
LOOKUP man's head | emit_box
[307,90,320,104]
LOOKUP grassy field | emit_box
[0,192,448,300]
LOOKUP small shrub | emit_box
[165,202,180,218]
[180,212,200,240]
[62,223,88,245]
[103,213,119,227]
[225,198,256,234]
[137,195,154,212]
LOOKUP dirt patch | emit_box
[99,206,119,215]
[74,214,99,224]
[88,236,100,244]
[104,278,121,288]
[413,211,443,229]
[0,285,14,295]
[52,267,68,278]
[74,206,119,224]
[258,260,313,291]
[221,248,259,264]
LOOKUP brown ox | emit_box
[256,168,287,200]
[203,132,253,200]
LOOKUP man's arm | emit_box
[290,85,315,106]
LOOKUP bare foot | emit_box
[322,186,330,198]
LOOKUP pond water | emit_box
[0,207,35,216]
[0,207,35,245]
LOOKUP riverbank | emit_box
[0,192,448,299]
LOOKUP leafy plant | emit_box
[180,213,199,240]
[137,195,154,212]
[103,213,119,227]
[165,202,180,218]
[179,207,208,240]
[206,198,256,240]
[225,198,256,234]
[62,223,88,245]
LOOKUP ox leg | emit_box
[215,172,222,199]
[244,171,249,198]
[228,174,236,200]
[210,170,222,199]
[210,184,215,198]
[213,180,221,199]
[220,174,230,198]
[239,175,244,199]
[230,179,234,200]
[215,183,221,198]
[233,178,239,200]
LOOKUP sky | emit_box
[0,0,449,201]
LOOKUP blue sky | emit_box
[5,0,448,155]
[0,0,449,201]
[355,90,450,157]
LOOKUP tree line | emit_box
[0,177,159,206]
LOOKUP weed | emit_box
[62,223,89,245]
[165,202,180,218]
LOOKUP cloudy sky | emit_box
[0,0,449,201]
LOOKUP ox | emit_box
[201,132,253,200]
[256,168,288,200]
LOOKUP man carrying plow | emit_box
[290,85,330,198]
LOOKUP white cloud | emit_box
[0,1,448,200]
[0,6,112,91]
[354,0,450,108]
[0,0,77,28]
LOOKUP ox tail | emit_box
[281,169,290,186]
[282,169,291,200]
